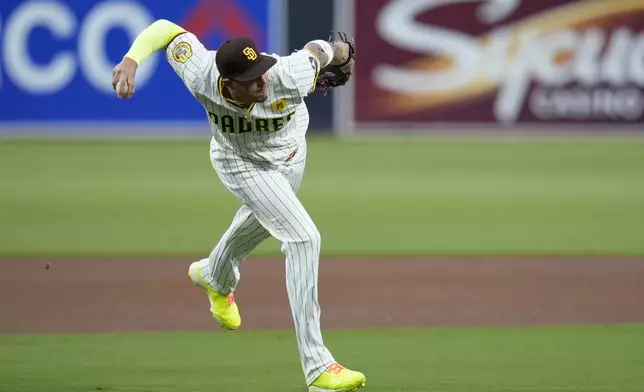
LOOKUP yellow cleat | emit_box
[188,262,241,330]
[309,363,366,392]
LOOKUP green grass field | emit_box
[1,137,643,257]
[2,136,643,392]
[1,325,643,392]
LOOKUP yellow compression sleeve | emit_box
[124,19,186,64]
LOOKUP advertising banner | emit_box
[335,0,644,133]
[0,0,283,132]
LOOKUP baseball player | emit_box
[111,19,363,392]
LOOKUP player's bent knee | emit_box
[303,229,321,252]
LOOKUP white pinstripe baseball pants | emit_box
[196,138,335,385]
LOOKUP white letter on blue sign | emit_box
[3,1,77,94]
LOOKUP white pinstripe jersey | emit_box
[164,32,319,163]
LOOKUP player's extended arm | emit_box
[112,19,186,99]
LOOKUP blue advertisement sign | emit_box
[0,0,283,129]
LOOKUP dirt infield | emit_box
[1,257,643,334]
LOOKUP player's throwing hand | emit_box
[111,57,138,99]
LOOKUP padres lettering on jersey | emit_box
[208,111,296,133]
[163,32,319,163]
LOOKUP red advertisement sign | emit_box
[335,0,644,133]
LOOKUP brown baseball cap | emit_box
[215,37,277,82]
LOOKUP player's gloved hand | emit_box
[316,31,356,95]
[112,57,138,99]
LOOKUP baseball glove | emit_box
[316,31,356,95]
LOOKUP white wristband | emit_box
[310,39,334,67]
